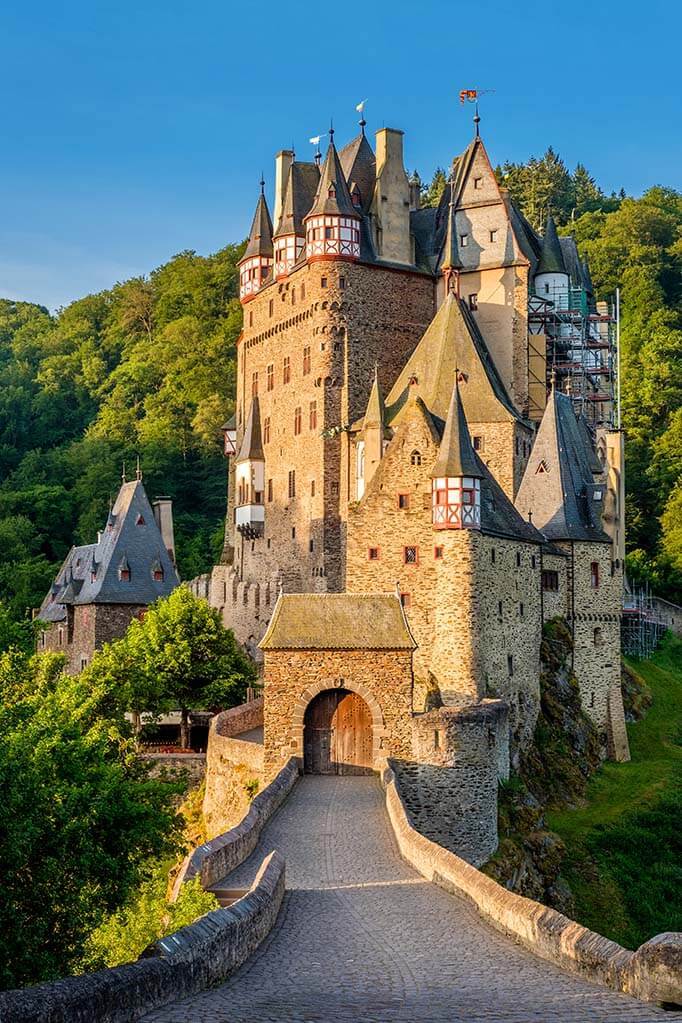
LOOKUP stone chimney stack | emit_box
[152,497,176,567]
[409,171,421,211]
[274,149,294,227]
[372,129,412,266]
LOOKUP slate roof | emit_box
[339,132,376,214]
[536,215,566,275]
[242,188,274,260]
[37,480,179,620]
[236,397,264,463]
[364,365,386,431]
[305,136,360,220]
[273,161,320,238]
[431,378,480,478]
[383,293,522,428]
[514,388,610,543]
[260,593,416,650]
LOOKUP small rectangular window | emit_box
[311,479,315,497]
[400,592,411,608]
[263,417,271,444]
[251,371,258,397]
[309,400,317,431]
[473,435,483,451]
[434,546,444,559]
[288,470,296,499]
[403,545,418,565]
[398,493,410,510]
[267,479,273,502]
[339,276,346,290]
[309,539,314,553]
[460,234,468,247]
[269,299,274,317]
[491,548,496,564]
[301,283,306,300]
[516,552,521,567]
[303,345,311,375]
[321,276,328,288]
[542,570,559,592]
[267,364,274,391]
[291,526,296,539]
[434,729,441,749]
[368,547,380,561]
[468,293,478,311]
[498,600,503,617]
[294,407,302,436]
[531,555,536,569]
[248,311,253,327]
[519,602,524,618]
[474,177,482,189]
[489,229,497,243]
[507,654,514,677]
[283,356,291,384]
[591,561,600,589]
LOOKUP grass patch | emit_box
[548,632,682,948]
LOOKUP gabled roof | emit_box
[305,136,360,220]
[364,365,386,432]
[273,161,320,238]
[514,389,610,543]
[37,480,179,618]
[260,593,416,650]
[536,215,566,275]
[242,187,273,261]
[236,396,264,463]
[431,378,480,478]
[384,293,521,427]
[440,193,461,271]
[339,132,376,214]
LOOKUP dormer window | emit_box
[328,184,336,199]
[460,234,469,247]
[153,567,164,582]
[119,568,130,582]
[535,460,549,474]
[136,514,145,525]
[474,177,483,190]
[410,450,422,466]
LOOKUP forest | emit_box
[0,150,680,633]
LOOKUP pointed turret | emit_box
[339,131,376,214]
[238,183,274,303]
[304,131,361,261]
[431,378,482,530]
[273,161,320,277]
[440,183,461,292]
[358,367,388,497]
[536,215,566,276]
[235,398,265,539]
[515,386,609,542]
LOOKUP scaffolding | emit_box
[528,284,618,427]
[621,586,668,659]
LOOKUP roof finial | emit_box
[329,119,334,142]
[550,364,557,390]
[259,174,265,195]
[474,100,481,138]
[356,98,367,134]
[121,460,127,484]
[135,455,142,481]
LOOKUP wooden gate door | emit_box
[304,689,373,775]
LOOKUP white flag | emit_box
[356,99,367,113]
[309,134,324,145]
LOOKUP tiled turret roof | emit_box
[304,136,360,220]
[430,378,480,478]
[536,215,566,275]
[242,187,274,260]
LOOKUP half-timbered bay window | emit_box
[305,215,360,260]
[238,256,272,302]
[432,476,481,529]
[274,235,304,278]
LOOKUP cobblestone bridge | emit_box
[144,777,679,1023]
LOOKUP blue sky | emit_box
[1,0,680,311]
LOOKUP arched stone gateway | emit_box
[303,688,374,775]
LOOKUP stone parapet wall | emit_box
[650,596,682,637]
[192,757,299,889]
[203,699,266,836]
[0,851,285,1023]
[380,760,682,1007]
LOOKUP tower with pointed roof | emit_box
[534,214,569,309]
[304,130,361,262]
[238,182,274,303]
[37,477,179,674]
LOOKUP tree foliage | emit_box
[0,650,184,988]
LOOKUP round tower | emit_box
[238,181,274,303]
[431,378,482,530]
[304,130,361,262]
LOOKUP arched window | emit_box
[410,450,422,466]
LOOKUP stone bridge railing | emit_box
[0,756,298,1023]
[380,759,682,1007]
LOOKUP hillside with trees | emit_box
[0,158,680,625]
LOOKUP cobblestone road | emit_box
[143,777,680,1022]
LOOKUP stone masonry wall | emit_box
[559,540,623,741]
[262,648,414,774]
[540,551,569,622]
[397,699,509,865]
[203,699,265,839]
[40,603,145,674]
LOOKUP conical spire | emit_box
[431,377,481,479]
[242,184,274,260]
[339,131,376,214]
[274,161,320,239]
[305,132,360,220]
[536,214,566,275]
[236,396,264,463]
[440,181,462,273]
[364,365,386,429]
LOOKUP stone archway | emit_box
[291,680,386,772]
[303,689,373,775]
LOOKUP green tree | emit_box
[420,167,447,208]
[0,651,183,987]
[86,588,256,747]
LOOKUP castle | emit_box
[190,110,629,860]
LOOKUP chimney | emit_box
[372,129,412,265]
[274,149,294,227]
[152,497,176,567]
[409,171,421,211]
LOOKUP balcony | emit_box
[235,504,265,539]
